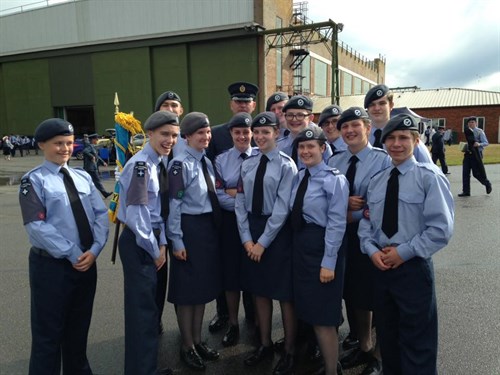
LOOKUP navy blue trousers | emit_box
[29,248,96,375]
[119,227,159,375]
[374,257,438,375]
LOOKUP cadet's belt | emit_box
[124,225,161,239]
[30,246,54,258]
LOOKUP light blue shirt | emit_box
[117,142,167,260]
[19,160,109,264]
[472,127,489,154]
[328,144,392,222]
[358,156,454,261]
[235,147,297,248]
[167,145,217,251]
[215,146,258,211]
[290,162,349,270]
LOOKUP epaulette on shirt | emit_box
[278,150,294,162]
[372,147,388,154]
[169,160,184,199]
[327,167,342,176]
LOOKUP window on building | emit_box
[354,77,362,94]
[343,72,352,95]
[276,17,282,88]
[314,59,327,96]
[462,116,485,132]
[431,118,446,128]
[294,55,310,94]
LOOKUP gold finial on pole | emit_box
[114,92,120,114]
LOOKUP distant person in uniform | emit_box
[19,118,109,375]
[117,111,180,375]
[458,116,492,196]
[358,114,454,375]
[266,91,290,137]
[364,84,432,163]
[431,125,449,174]
[83,133,113,198]
[317,104,347,156]
[205,81,259,334]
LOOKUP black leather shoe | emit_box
[273,352,295,375]
[360,357,382,375]
[208,314,228,333]
[194,342,220,361]
[307,344,322,363]
[222,325,239,347]
[486,183,492,194]
[458,192,470,197]
[244,345,274,366]
[273,337,285,353]
[340,348,373,370]
[157,368,173,375]
[180,347,205,371]
[342,333,360,350]
[104,191,113,199]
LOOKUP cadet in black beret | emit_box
[266,92,289,134]
[364,84,390,109]
[144,110,179,131]
[154,91,184,115]
[318,105,346,155]
[294,127,327,145]
[228,81,259,102]
[251,111,279,129]
[381,114,418,143]
[336,107,370,130]
[266,92,289,111]
[282,94,313,112]
[228,112,253,129]
[88,133,99,140]
[318,105,343,127]
[180,112,210,136]
[466,116,477,124]
[34,118,74,142]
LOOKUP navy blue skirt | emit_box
[293,223,346,326]
[221,209,243,291]
[240,214,293,301]
[167,213,222,305]
[343,222,375,310]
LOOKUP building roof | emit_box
[312,88,500,112]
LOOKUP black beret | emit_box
[34,118,74,142]
[466,116,477,123]
[381,114,418,143]
[228,112,252,129]
[227,81,259,101]
[265,92,289,111]
[282,95,313,112]
[251,112,279,129]
[294,127,327,145]
[318,105,343,127]
[154,91,182,111]
[336,107,369,130]
[364,84,390,108]
[144,111,179,131]
[88,133,99,139]
[180,112,210,135]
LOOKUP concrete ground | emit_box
[1,153,499,374]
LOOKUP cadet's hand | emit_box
[225,188,237,197]
[243,241,254,255]
[73,251,96,272]
[380,246,404,269]
[155,245,167,270]
[348,195,365,211]
[319,267,335,283]
[249,243,265,263]
[173,248,187,261]
[370,251,390,271]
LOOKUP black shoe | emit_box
[342,333,360,350]
[208,314,228,333]
[180,347,205,371]
[307,344,322,363]
[273,352,295,375]
[103,191,113,198]
[340,348,373,370]
[486,183,492,194]
[157,368,173,375]
[360,357,382,375]
[273,337,285,353]
[194,342,220,361]
[244,345,274,366]
[222,325,239,347]
[445,172,451,175]
[458,192,470,197]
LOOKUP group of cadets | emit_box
[18,82,456,375]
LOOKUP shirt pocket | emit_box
[399,191,424,206]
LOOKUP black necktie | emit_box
[240,152,248,160]
[201,157,222,226]
[291,169,310,231]
[373,129,383,148]
[252,155,269,214]
[382,168,400,238]
[158,161,169,221]
[345,155,359,196]
[330,143,336,154]
[60,167,94,249]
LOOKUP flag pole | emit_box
[111,92,120,264]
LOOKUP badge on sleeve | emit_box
[169,161,184,199]
[134,161,147,177]
[19,177,46,224]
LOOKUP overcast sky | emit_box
[1,0,499,92]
